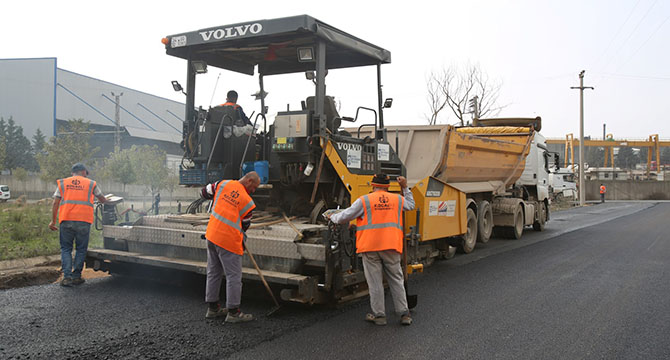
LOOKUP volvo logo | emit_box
[336,142,362,152]
[199,23,263,41]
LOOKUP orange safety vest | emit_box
[58,176,96,224]
[355,191,405,254]
[600,185,606,194]
[205,180,255,255]
[220,102,241,109]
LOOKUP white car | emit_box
[0,185,9,202]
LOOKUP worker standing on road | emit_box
[326,174,415,326]
[600,184,606,203]
[201,172,260,322]
[220,90,251,126]
[49,163,107,287]
[154,192,160,215]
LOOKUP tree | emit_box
[100,149,137,192]
[425,63,506,125]
[32,128,47,154]
[127,145,171,195]
[0,135,6,171]
[0,117,36,172]
[662,147,670,165]
[585,147,605,168]
[615,147,637,169]
[36,119,98,183]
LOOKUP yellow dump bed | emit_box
[349,125,534,187]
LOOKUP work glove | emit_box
[322,209,343,221]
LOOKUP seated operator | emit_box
[220,90,251,126]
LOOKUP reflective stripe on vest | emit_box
[355,192,404,253]
[58,176,95,223]
[357,194,403,231]
[206,180,255,255]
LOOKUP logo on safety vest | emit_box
[373,194,393,211]
[72,179,80,186]
[230,190,240,199]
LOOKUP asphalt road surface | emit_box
[1,202,668,359]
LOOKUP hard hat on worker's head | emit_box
[371,174,390,188]
[71,163,89,176]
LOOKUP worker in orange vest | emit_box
[219,90,251,125]
[600,183,606,203]
[201,172,260,322]
[49,163,107,287]
[326,174,416,326]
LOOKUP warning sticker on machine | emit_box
[377,143,390,161]
[429,200,456,217]
[347,149,361,169]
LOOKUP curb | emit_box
[0,255,61,271]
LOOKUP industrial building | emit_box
[0,57,185,169]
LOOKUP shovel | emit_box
[402,213,418,309]
[245,242,283,316]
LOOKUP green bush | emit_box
[0,202,102,260]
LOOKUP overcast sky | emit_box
[4,0,669,140]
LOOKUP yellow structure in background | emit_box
[547,134,669,177]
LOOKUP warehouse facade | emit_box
[0,57,185,170]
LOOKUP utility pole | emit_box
[469,95,480,126]
[111,91,123,152]
[571,71,594,206]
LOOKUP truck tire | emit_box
[532,202,546,231]
[509,205,524,239]
[497,205,524,240]
[457,208,478,254]
[476,200,493,243]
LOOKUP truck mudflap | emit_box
[87,248,322,304]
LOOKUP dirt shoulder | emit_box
[0,255,108,290]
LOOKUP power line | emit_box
[614,13,670,72]
[591,0,642,69]
[600,0,660,71]
[593,72,670,81]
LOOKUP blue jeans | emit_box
[60,221,91,279]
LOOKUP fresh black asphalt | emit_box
[1,202,668,359]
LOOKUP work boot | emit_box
[365,313,387,326]
[225,309,254,323]
[400,314,413,326]
[72,278,85,286]
[205,303,228,319]
[60,278,73,287]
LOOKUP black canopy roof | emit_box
[164,15,391,76]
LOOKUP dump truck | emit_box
[86,15,554,305]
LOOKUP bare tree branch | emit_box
[425,63,507,125]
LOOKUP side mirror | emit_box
[554,154,560,171]
[305,71,315,80]
[383,98,393,109]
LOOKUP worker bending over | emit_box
[201,172,260,322]
[326,174,415,326]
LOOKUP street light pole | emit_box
[571,71,594,206]
[111,91,123,152]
